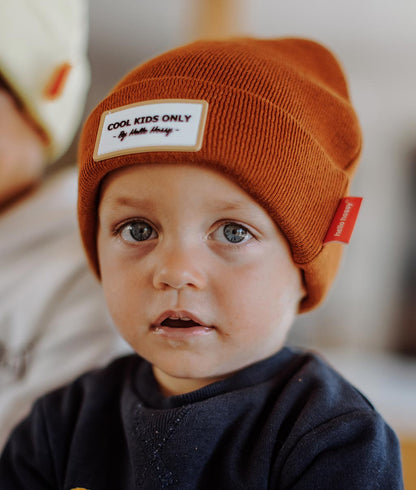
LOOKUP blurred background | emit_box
[59,0,415,480]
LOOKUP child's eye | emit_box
[214,222,253,244]
[118,221,157,243]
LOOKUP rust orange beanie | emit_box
[78,37,362,312]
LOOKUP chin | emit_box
[156,360,221,380]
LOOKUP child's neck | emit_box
[152,366,227,397]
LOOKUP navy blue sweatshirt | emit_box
[0,347,403,489]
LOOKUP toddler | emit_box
[0,37,403,489]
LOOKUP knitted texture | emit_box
[78,37,362,311]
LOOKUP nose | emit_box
[152,243,207,291]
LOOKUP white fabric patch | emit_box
[93,99,208,161]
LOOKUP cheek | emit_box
[217,254,301,329]
[100,266,149,350]
[100,271,127,328]
[98,237,141,328]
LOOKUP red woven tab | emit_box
[324,197,363,244]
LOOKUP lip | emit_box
[151,310,215,338]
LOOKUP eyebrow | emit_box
[207,199,253,213]
[101,195,252,211]
[100,195,155,211]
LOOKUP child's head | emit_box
[78,37,361,394]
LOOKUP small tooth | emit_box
[182,317,192,321]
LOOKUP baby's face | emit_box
[98,163,304,396]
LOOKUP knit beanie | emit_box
[78,37,362,312]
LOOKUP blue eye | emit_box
[120,221,156,242]
[222,223,251,243]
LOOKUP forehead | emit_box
[99,163,262,213]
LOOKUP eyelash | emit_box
[113,219,255,246]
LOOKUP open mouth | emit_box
[161,318,202,328]
[152,311,212,332]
